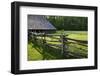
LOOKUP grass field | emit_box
[28,31,88,61]
[55,31,87,40]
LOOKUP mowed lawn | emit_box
[28,31,88,61]
[56,31,87,41]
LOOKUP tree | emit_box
[46,16,88,31]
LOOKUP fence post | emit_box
[61,34,67,57]
[42,33,46,60]
[31,32,35,43]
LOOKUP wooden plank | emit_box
[66,38,88,44]
[67,41,87,47]
[46,40,60,42]
[46,44,62,47]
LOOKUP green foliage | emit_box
[46,16,88,31]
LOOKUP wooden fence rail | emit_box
[66,38,88,44]
[31,33,87,58]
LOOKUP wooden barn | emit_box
[28,15,56,34]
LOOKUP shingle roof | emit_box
[28,15,56,30]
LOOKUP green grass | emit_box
[28,43,43,61]
[67,31,87,41]
[28,42,64,61]
[28,31,88,61]
[55,31,87,40]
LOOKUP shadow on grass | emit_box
[31,41,68,60]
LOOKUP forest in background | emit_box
[46,16,88,31]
